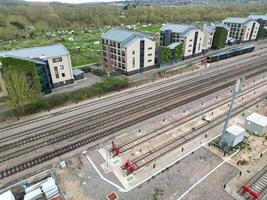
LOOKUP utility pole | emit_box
[220,77,245,150]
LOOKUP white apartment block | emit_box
[102,29,156,75]
[0,44,74,89]
[202,24,216,49]
[223,17,260,42]
[249,14,267,26]
[160,24,204,58]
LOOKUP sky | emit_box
[26,0,118,3]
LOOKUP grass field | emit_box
[0,25,160,67]
[0,28,107,67]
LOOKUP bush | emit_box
[6,77,129,117]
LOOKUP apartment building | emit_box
[202,24,216,49]
[101,29,155,75]
[249,14,267,26]
[160,24,204,58]
[223,17,260,42]
[0,44,74,93]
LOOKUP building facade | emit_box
[102,29,156,75]
[0,44,74,92]
[202,24,216,50]
[223,17,260,42]
[160,24,204,58]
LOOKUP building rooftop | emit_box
[102,29,149,47]
[167,42,182,49]
[203,24,216,33]
[246,112,267,127]
[226,125,245,136]
[249,14,267,21]
[72,68,84,76]
[160,24,196,36]
[215,23,231,30]
[223,17,253,25]
[0,44,69,60]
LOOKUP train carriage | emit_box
[207,45,255,63]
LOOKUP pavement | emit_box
[51,73,101,95]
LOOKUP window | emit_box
[62,73,65,77]
[132,57,135,68]
[148,47,153,50]
[198,43,201,51]
[60,65,64,70]
[148,60,152,62]
[189,45,192,47]
[52,57,62,63]
[54,67,59,79]
[188,50,191,52]
[189,39,193,42]
[148,53,152,56]
[132,51,135,55]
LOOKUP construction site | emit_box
[0,41,266,200]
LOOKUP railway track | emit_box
[0,93,265,180]
[0,62,266,148]
[1,48,267,133]
[128,94,266,171]
[2,57,266,142]
[112,81,266,154]
[246,165,267,200]
[0,66,266,163]
[0,69,265,180]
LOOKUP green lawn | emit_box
[137,25,161,33]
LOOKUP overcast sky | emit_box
[26,0,117,3]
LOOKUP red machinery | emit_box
[112,142,120,156]
[242,185,259,200]
[201,59,208,65]
[123,160,135,175]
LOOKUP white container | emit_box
[0,190,15,200]
[245,113,267,136]
[224,125,245,147]
[24,188,42,200]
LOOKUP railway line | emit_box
[0,92,265,180]
[0,60,266,147]
[0,65,265,180]
[127,94,266,171]
[0,64,266,164]
[112,81,266,154]
[2,55,267,142]
[1,45,267,133]
[242,165,267,200]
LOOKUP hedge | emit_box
[12,77,129,116]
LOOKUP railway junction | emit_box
[0,42,266,200]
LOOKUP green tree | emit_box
[3,70,36,115]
